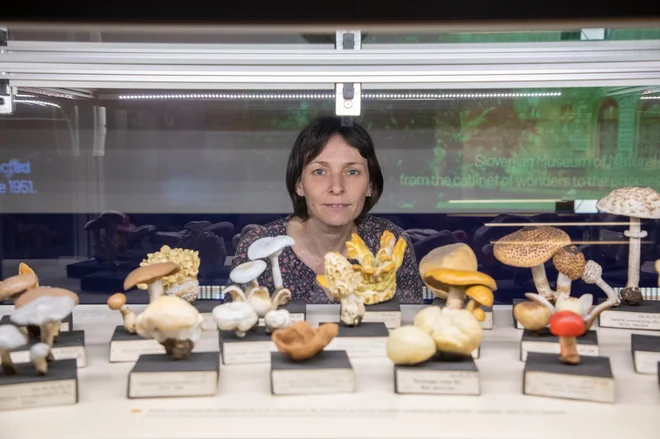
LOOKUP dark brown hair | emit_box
[285,116,384,223]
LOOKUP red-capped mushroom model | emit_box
[548,310,585,365]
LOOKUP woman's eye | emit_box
[312,169,325,175]
[347,169,360,176]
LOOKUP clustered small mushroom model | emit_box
[106,262,205,360]
[136,245,201,303]
[418,243,496,322]
[596,186,660,306]
[315,230,407,326]
[212,235,296,337]
[386,306,483,365]
[271,321,339,361]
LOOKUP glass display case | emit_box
[0,20,659,438]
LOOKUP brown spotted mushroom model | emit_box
[271,321,339,361]
[581,260,621,307]
[552,245,586,300]
[493,226,571,303]
[596,186,660,305]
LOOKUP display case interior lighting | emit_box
[14,99,61,109]
[641,96,660,100]
[484,222,633,227]
[115,91,562,101]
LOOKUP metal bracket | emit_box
[0,82,14,115]
[335,30,361,117]
[0,27,7,46]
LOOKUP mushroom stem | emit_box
[147,279,165,302]
[120,306,137,333]
[223,285,248,302]
[583,299,617,331]
[30,343,50,375]
[558,336,579,364]
[272,288,292,307]
[445,286,466,310]
[40,321,59,362]
[555,273,572,298]
[270,254,284,290]
[0,349,16,375]
[624,216,643,289]
[525,292,556,314]
[531,264,555,302]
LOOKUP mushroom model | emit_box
[135,295,205,360]
[0,272,39,305]
[271,321,339,361]
[30,342,51,375]
[212,301,259,338]
[386,325,437,365]
[248,235,295,294]
[552,245,587,301]
[513,301,553,333]
[123,262,181,303]
[656,260,660,287]
[12,286,78,342]
[493,226,571,303]
[596,186,660,305]
[418,243,478,300]
[223,260,292,318]
[107,292,137,333]
[422,268,496,322]
[317,251,366,326]
[548,310,585,364]
[0,324,28,375]
[581,260,621,307]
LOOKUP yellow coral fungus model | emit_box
[137,245,201,301]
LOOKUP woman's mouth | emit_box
[325,204,349,209]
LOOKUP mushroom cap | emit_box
[30,342,50,361]
[386,325,437,365]
[14,286,79,309]
[581,260,603,284]
[107,292,127,310]
[596,186,660,219]
[428,307,483,356]
[422,268,497,293]
[0,273,38,300]
[10,295,77,326]
[271,321,338,361]
[465,285,494,307]
[212,301,259,332]
[513,301,551,331]
[548,310,585,337]
[552,245,586,281]
[247,235,295,260]
[123,262,180,291]
[229,260,267,284]
[0,324,28,350]
[419,243,478,275]
[135,296,204,342]
[493,226,571,268]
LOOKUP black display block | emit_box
[270,349,354,395]
[323,322,389,358]
[599,300,660,331]
[520,328,599,362]
[80,269,134,293]
[361,297,401,329]
[257,300,307,327]
[394,355,480,395]
[109,325,166,362]
[631,333,660,374]
[0,359,78,411]
[1,313,73,332]
[219,326,274,365]
[523,352,615,403]
[127,352,220,398]
[433,297,493,330]
[10,330,86,368]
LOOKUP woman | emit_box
[231,115,424,304]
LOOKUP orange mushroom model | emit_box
[548,310,585,365]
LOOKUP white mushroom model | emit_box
[525,287,615,331]
[134,295,205,360]
[386,325,437,365]
[123,262,181,303]
[0,324,28,375]
[413,306,482,357]
[212,301,259,338]
[30,342,50,375]
[12,286,79,344]
[596,186,660,305]
[223,260,291,317]
[247,235,295,293]
[263,309,293,334]
[10,294,77,358]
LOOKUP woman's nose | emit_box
[329,175,345,194]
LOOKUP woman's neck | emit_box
[300,217,355,256]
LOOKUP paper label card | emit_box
[271,369,354,395]
[0,379,77,411]
[110,339,167,363]
[524,371,615,403]
[222,341,275,365]
[361,311,402,329]
[129,371,218,398]
[599,311,660,330]
[11,346,87,368]
[633,351,660,374]
[521,342,599,362]
[325,337,387,358]
[396,370,480,395]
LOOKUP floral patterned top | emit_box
[231,214,424,304]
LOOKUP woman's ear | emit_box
[366,184,372,197]
[296,181,304,197]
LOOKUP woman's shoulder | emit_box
[234,217,288,251]
[359,215,409,239]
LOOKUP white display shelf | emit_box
[0,303,659,439]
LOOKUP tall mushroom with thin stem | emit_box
[581,260,621,307]
[224,260,291,317]
[493,226,571,303]
[123,262,180,303]
[0,324,28,375]
[107,292,137,333]
[552,245,587,301]
[247,235,295,293]
[596,186,660,305]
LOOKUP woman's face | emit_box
[297,134,371,228]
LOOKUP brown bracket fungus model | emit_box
[223,260,292,318]
[123,262,181,303]
[422,268,496,321]
[548,310,585,364]
[107,292,137,333]
[596,186,660,305]
[493,226,571,303]
[418,243,478,300]
[134,295,205,360]
[271,321,339,361]
[247,235,295,295]
[552,245,587,300]
[0,324,28,375]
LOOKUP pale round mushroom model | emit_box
[0,324,28,375]
[123,262,180,303]
[596,186,660,305]
[493,226,571,303]
[248,235,295,293]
